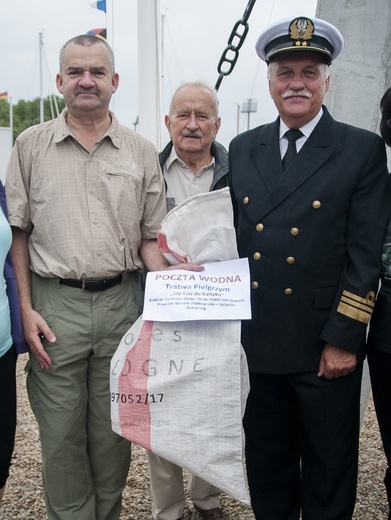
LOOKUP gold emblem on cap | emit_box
[289,18,314,45]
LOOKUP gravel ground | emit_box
[1,355,389,519]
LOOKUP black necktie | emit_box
[282,129,303,171]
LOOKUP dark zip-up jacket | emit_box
[159,140,228,193]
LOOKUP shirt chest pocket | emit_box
[98,169,143,223]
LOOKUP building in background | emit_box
[316,0,391,420]
[317,0,391,166]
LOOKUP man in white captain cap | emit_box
[228,16,390,519]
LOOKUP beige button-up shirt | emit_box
[6,109,166,279]
[163,147,214,211]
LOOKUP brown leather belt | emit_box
[59,273,126,292]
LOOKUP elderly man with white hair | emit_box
[228,16,390,520]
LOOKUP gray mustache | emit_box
[182,131,203,138]
[282,90,312,99]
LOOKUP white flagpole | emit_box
[9,97,13,145]
[39,32,44,124]
[108,0,114,113]
[137,0,161,149]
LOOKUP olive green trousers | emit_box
[27,273,141,520]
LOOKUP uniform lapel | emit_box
[249,119,283,195]
[249,109,336,219]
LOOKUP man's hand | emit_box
[11,226,56,370]
[165,262,204,272]
[21,307,56,370]
[140,238,204,272]
[318,344,357,380]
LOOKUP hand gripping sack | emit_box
[110,188,250,504]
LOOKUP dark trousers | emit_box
[243,367,363,520]
[0,346,17,488]
[367,344,391,517]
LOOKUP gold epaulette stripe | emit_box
[337,290,375,325]
[341,290,375,309]
[340,296,373,313]
[337,301,372,324]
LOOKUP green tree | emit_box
[0,99,11,128]
[0,96,65,143]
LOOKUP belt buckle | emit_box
[81,277,117,291]
[81,280,96,291]
[82,279,104,291]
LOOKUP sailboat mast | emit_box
[39,31,44,124]
[137,0,161,148]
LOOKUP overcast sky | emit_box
[1,0,318,148]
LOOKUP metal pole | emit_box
[39,32,44,124]
[9,97,13,145]
[241,98,257,132]
[137,0,161,148]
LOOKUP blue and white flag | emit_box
[90,0,106,13]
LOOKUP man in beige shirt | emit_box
[148,81,230,520]
[6,35,198,520]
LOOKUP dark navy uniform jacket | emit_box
[228,106,390,374]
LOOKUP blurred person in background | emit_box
[0,179,28,507]
[367,86,391,520]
